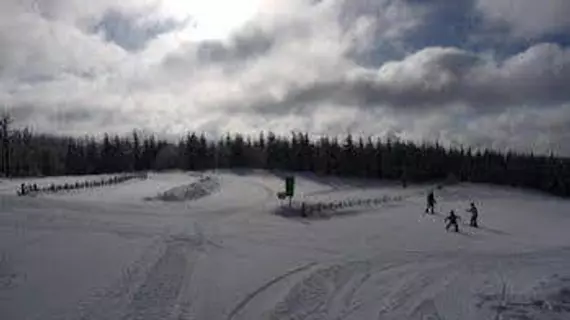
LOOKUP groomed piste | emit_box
[1,170,570,320]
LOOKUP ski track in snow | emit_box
[1,171,570,320]
[261,250,570,320]
[120,236,197,320]
[57,229,222,320]
[227,262,319,320]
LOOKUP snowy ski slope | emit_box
[1,170,570,320]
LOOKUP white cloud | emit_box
[1,0,570,155]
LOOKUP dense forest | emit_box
[1,114,569,197]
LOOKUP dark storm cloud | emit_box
[195,28,275,64]
[476,0,570,39]
[242,44,570,114]
[91,9,186,52]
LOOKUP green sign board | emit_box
[285,176,295,197]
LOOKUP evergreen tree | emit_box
[0,113,13,176]
[0,110,569,198]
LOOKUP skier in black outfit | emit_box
[466,202,479,228]
[445,210,460,232]
[425,191,436,214]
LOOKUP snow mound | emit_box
[149,175,220,202]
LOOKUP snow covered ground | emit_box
[1,170,570,320]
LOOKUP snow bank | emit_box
[13,171,201,204]
[273,194,406,219]
[149,175,220,202]
[0,174,119,195]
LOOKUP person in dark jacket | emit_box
[425,191,436,214]
[466,202,479,228]
[445,210,460,232]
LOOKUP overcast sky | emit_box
[1,0,570,155]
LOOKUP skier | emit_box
[444,210,460,232]
[466,202,479,228]
[425,190,436,214]
[20,183,27,196]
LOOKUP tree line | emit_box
[1,113,569,197]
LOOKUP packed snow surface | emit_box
[1,170,570,320]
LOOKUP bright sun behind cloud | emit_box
[159,0,263,40]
